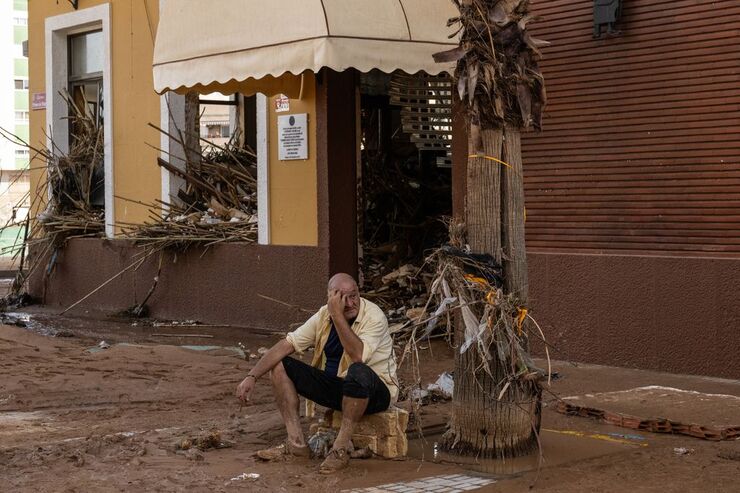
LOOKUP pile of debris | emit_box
[358,143,450,337]
[122,130,258,250]
[0,93,106,297]
[363,262,432,335]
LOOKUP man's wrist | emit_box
[246,373,257,380]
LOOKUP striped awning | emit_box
[153,0,459,96]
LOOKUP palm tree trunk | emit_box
[443,126,540,458]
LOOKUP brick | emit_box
[351,433,378,453]
[376,435,399,458]
[331,407,409,437]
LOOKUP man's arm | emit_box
[235,339,295,403]
[249,339,296,379]
[328,290,364,363]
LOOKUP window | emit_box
[46,4,112,236]
[15,149,29,157]
[205,124,231,139]
[14,79,29,90]
[13,17,28,26]
[68,30,104,126]
[68,30,105,206]
[14,111,29,121]
[199,93,240,150]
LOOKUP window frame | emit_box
[45,4,113,237]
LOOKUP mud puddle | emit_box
[0,312,61,336]
[408,428,643,476]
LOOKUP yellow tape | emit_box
[468,154,513,169]
[543,429,649,447]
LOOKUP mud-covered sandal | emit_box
[256,440,311,461]
[319,448,350,474]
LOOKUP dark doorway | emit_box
[358,71,453,328]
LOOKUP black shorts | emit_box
[281,356,391,415]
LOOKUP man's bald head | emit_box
[328,273,358,291]
[327,273,360,320]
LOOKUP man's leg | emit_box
[332,395,368,450]
[320,362,390,473]
[262,356,344,460]
[269,360,306,448]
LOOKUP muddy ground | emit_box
[0,308,738,492]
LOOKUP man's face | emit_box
[329,280,360,321]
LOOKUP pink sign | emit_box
[32,92,46,110]
[274,94,290,113]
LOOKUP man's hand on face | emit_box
[235,375,256,404]
[327,289,347,321]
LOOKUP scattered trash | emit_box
[257,347,269,355]
[0,292,34,312]
[0,313,29,328]
[410,389,430,403]
[230,472,260,482]
[98,341,110,350]
[606,432,646,442]
[673,447,694,456]
[308,429,337,459]
[152,320,200,327]
[426,372,454,399]
[175,430,231,452]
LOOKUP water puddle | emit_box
[1,312,60,336]
[408,428,642,476]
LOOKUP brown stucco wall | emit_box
[29,239,328,330]
[528,252,740,380]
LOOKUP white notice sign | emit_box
[278,113,308,161]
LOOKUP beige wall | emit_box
[267,74,319,246]
[28,0,161,232]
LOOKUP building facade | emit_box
[25,0,740,380]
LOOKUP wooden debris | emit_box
[121,129,258,250]
[0,93,106,300]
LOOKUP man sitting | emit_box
[235,273,399,473]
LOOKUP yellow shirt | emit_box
[286,297,399,407]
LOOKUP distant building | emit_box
[0,0,29,268]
